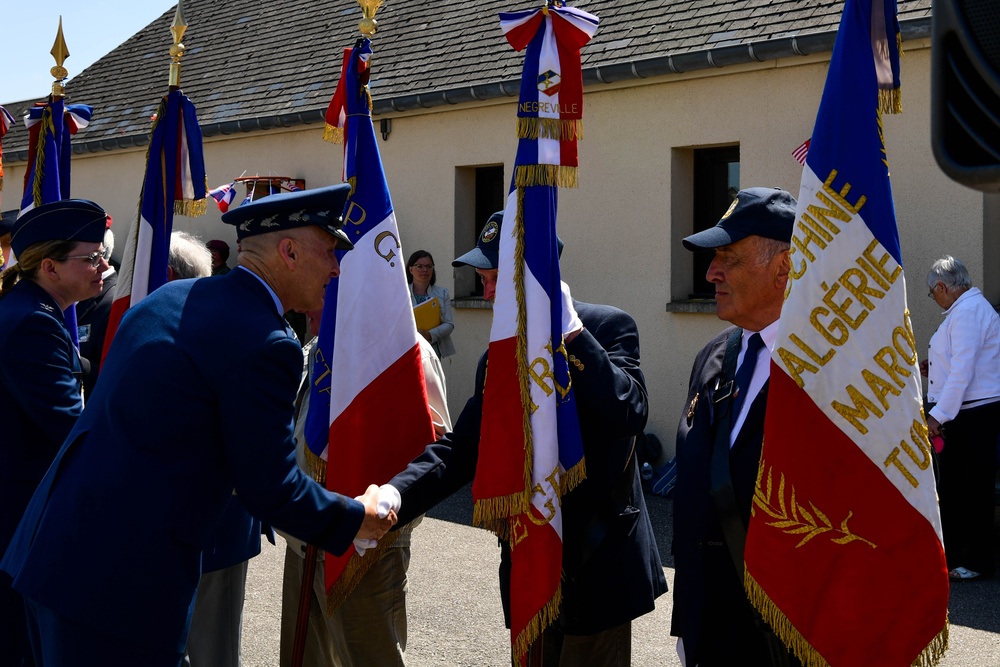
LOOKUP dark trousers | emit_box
[24,599,185,667]
[527,622,631,667]
[938,401,1000,576]
[0,572,34,667]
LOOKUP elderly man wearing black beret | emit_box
[1,184,397,667]
[671,187,804,667]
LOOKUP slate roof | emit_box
[1,0,932,161]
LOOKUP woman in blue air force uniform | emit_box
[0,199,111,667]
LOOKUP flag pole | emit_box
[168,0,187,91]
[49,17,70,101]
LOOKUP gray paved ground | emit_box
[242,490,1000,666]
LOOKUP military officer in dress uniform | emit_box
[1,185,396,667]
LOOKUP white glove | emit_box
[561,281,583,338]
[353,484,402,556]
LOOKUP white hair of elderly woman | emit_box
[169,231,213,280]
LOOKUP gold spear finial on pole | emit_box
[358,0,384,39]
[50,17,70,98]
[169,0,188,89]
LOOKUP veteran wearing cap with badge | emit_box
[670,187,803,667]
[386,210,666,665]
[0,199,111,667]
[1,185,396,666]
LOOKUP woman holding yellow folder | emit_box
[407,250,455,358]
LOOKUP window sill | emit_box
[665,299,717,314]
[454,296,494,310]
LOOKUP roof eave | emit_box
[3,17,931,163]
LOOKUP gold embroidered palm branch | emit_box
[753,461,876,549]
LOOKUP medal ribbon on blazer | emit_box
[474,4,596,664]
[305,37,438,611]
[745,1,949,665]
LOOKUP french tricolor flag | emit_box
[305,38,436,607]
[103,90,206,361]
[474,5,596,664]
[501,4,597,188]
[208,181,237,212]
[745,1,949,665]
[20,100,93,216]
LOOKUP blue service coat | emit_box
[1,268,365,654]
[0,279,84,664]
[390,301,668,635]
[0,279,83,557]
[670,327,799,666]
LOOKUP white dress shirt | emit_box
[730,320,780,447]
[927,287,1000,423]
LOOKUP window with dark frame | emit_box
[690,146,740,299]
[468,166,505,297]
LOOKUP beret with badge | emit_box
[221,183,354,250]
[682,187,797,251]
[10,199,109,258]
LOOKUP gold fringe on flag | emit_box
[515,165,578,189]
[912,623,950,667]
[515,117,584,142]
[560,457,587,496]
[878,87,902,115]
[324,531,401,614]
[323,123,345,145]
[473,494,531,536]
[303,446,327,484]
[174,197,207,217]
[745,571,949,667]
[512,584,562,665]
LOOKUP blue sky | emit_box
[5,2,178,103]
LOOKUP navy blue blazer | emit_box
[671,327,784,666]
[1,268,365,653]
[0,279,83,557]
[390,301,667,635]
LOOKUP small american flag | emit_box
[792,138,811,165]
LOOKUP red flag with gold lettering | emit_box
[745,1,949,665]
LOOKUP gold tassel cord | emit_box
[514,187,534,495]
[31,107,56,209]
